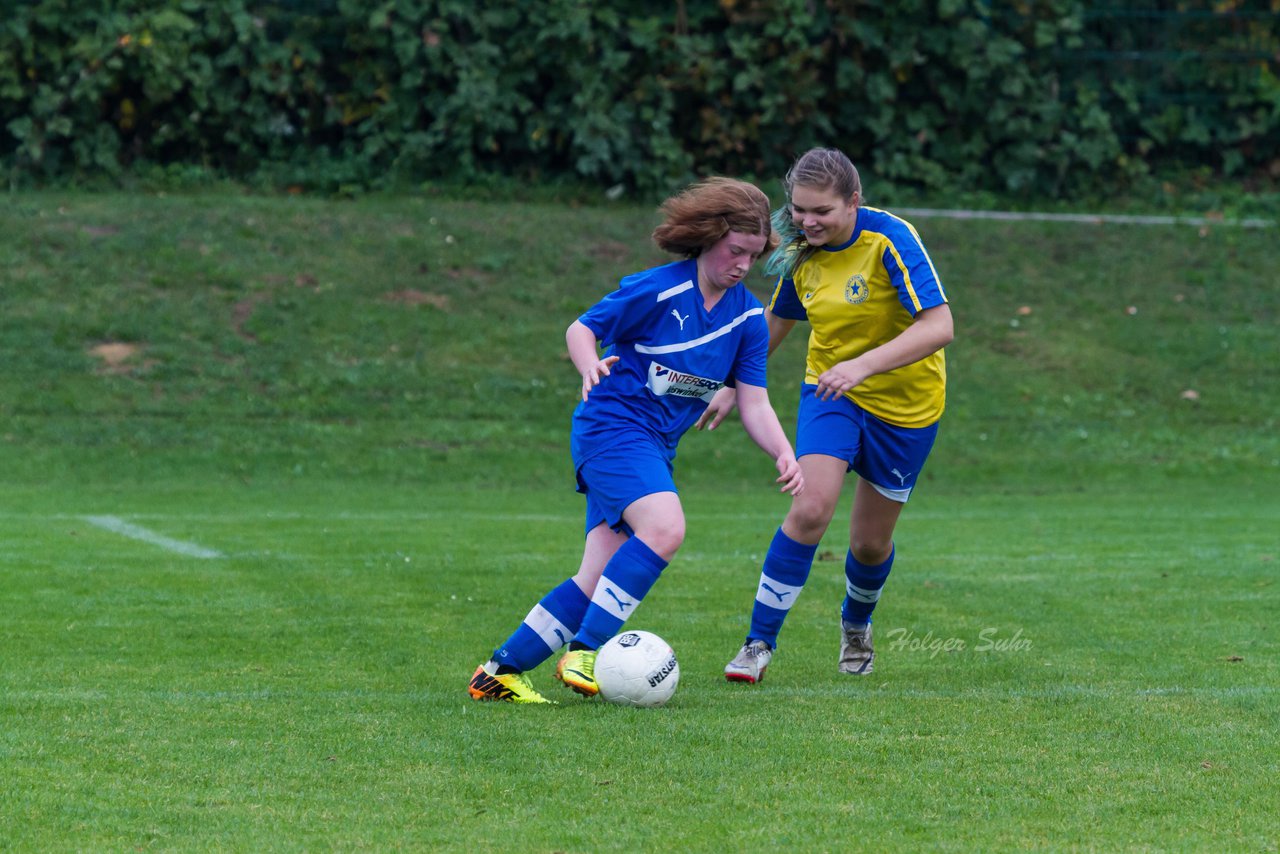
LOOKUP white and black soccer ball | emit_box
[595,630,680,708]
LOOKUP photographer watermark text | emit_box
[884,627,1032,659]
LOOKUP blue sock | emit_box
[842,546,894,626]
[747,528,818,649]
[574,537,668,649]
[492,578,592,672]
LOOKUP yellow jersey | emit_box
[768,206,948,428]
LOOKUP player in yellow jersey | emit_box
[698,148,954,682]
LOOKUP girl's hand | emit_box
[775,453,804,495]
[815,359,868,401]
[695,386,738,431]
[581,356,621,401]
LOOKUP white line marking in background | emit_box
[899,207,1273,229]
[84,515,222,559]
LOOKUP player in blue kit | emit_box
[469,177,805,704]
[697,148,954,683]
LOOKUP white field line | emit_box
[5,507,1268,524]
[83,515,222,559]
[6,682,1274,703]
[899,207,1274,228]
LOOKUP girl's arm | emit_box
[566,320,620,401]
[735,382,804,495]
[696,309,797,431]
[814,304,954,401]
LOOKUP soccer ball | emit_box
[595,630,680,708]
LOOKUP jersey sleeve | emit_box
[577,273,656,346]
[880,221,947,316]
[767,276,808,321]
[730,308,770,389]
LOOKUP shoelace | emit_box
[845,629,870,651]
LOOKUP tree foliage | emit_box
[2,0,1276,196]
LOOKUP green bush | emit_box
[2,0,1276,197]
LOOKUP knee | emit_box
[850,537,893,566]
[786,496,837,542]
[635,518,685,561]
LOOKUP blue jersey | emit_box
[572,258,770,462]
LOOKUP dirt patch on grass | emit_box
[597,239,631,264]
[88,342,150,374]
[383,290,450,310]
[80,225,121,238]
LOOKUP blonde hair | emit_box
[784,147,862,202]
[652,177,780,258]
[766,148,863,278]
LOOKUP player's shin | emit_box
[842,545,894,627]
[746,527,817,648]
[491,578,591,673]
[573,537,667,649]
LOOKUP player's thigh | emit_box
[578,435,676,537]
[782,453,849,543]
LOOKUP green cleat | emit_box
[554,648,599,696]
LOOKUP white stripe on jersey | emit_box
[656,280,695,301]
[635,307,764,355]
[592,582,640,621]
[846,581,882,604]
[524,603,573,651]
[756,575,804,612]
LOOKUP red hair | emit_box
[652,177,779,258]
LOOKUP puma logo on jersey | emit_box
[670,309,689,330]
[890,468,912,486]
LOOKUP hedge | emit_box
[2,0,1277,197]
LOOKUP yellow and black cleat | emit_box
[468,663,555,704]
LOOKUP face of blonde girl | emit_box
[790,184,859,247]
[699,230,768,292]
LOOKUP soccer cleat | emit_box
[554,649,599,696]
[724,639,773,684]
[838,621,874,675]
[468,662,554,704]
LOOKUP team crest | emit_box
[845,274,869,304]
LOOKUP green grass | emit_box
[1,191,1277,851]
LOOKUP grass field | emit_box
[1,191,1277,851]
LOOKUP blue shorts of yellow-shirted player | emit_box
[794,383,939,502]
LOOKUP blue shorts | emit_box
[574,430,677,536]
[795,384,939,502]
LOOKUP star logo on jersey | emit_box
[670,308,689,330]
[845,274,869,304]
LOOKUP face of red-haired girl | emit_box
[698,230,767,294]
